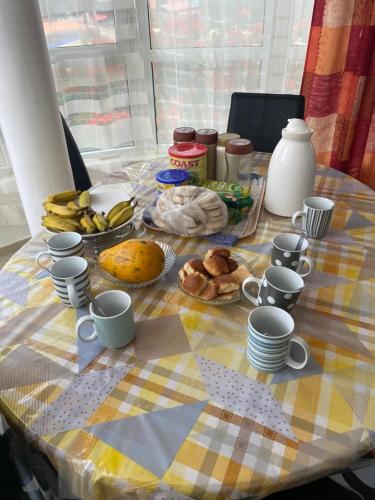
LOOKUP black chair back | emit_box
[227,93,305,153]
[61,114,92,191]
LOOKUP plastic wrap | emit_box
[151,186,228,236]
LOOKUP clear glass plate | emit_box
[178,253,248,305]
[96,241,176,289]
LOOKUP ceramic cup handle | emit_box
[242,276,262,306]
[292,211,305,231]
[297,256,313,278]
[35,251,51,270]
[286,335,310,370]
[75,316,97,343]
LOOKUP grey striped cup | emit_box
[292,196,334,239]
[50,256,90,308]
[36,232,83,270]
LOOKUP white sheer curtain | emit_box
[0,0,313,247]
[150,0,314,148]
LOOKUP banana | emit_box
[42,215,79,233]
[67,200,81,211]
[79,191,91,208]
[43,202,80,219]
[92,213,108,232]
[106,197,135,223]
[80,212,96,234]
[44,190,81,204]
[108,205,134,228]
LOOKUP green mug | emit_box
[75,290,135,348]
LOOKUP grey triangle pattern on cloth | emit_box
[290,428,365,474]
[345,211,374,230]
[240,242,273,255]
[0,345,74,390]
[0,270,29,306]
[28,364,133,438]
[85,400,208,477]
[303,270,353,290]
[341,390,370,424]
[292,306,374,360]
[271,356,323,385]
[324,230,359,246]
[195,355,296,441]
[0,303,66,346]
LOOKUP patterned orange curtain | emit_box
[301,0,375,189]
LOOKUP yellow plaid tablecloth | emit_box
[0,153,374,499]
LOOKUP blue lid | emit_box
[156,169,189,184]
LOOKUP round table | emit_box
[0,153,374,499]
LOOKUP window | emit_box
[0,0,313,243]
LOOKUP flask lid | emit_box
[282,119,313,140]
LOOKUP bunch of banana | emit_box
[42,215,81,233]
[106,198,135,228]
[41,190,136,234]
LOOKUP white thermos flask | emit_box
[264,119,316,217]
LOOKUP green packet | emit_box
[202,180,250,197]
[219,192,254,224]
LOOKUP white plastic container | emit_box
[264,119,316,217]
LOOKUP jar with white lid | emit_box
[225,138,254,184]
[216,133,240,181]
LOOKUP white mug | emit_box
[247,306,310,372]
[36,232,83,270]
[292,196,334,239]
[76,290,135,349]
[49,256,90,308]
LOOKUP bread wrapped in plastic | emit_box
[152,186,228,236]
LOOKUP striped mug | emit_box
[35,232,83,270]
[49,256,90,308]
[292,196,334,239]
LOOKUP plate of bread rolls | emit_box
[178,247,252,304]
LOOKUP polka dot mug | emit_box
[242,266,304,311]
[272,233,313,278]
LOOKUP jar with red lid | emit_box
[173,127,196,143]
[195,128,218,180]
[225,138,254,184]
[168,143,208,185]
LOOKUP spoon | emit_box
[84,289,107,317]
[295,230,307,252]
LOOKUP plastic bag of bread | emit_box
[151,186,228,236]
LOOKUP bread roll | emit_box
[203,256,229,277]
[213,275,240,293]
[184,259,208,277]
[200,281,219,301]
[230,265,252,285]
[178,268,186,282]
[205,247,231,260]
[182,272,208,296]
[226,257,239,272]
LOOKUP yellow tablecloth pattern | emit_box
[0,153,374,499]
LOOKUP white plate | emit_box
[97,241,176,289]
